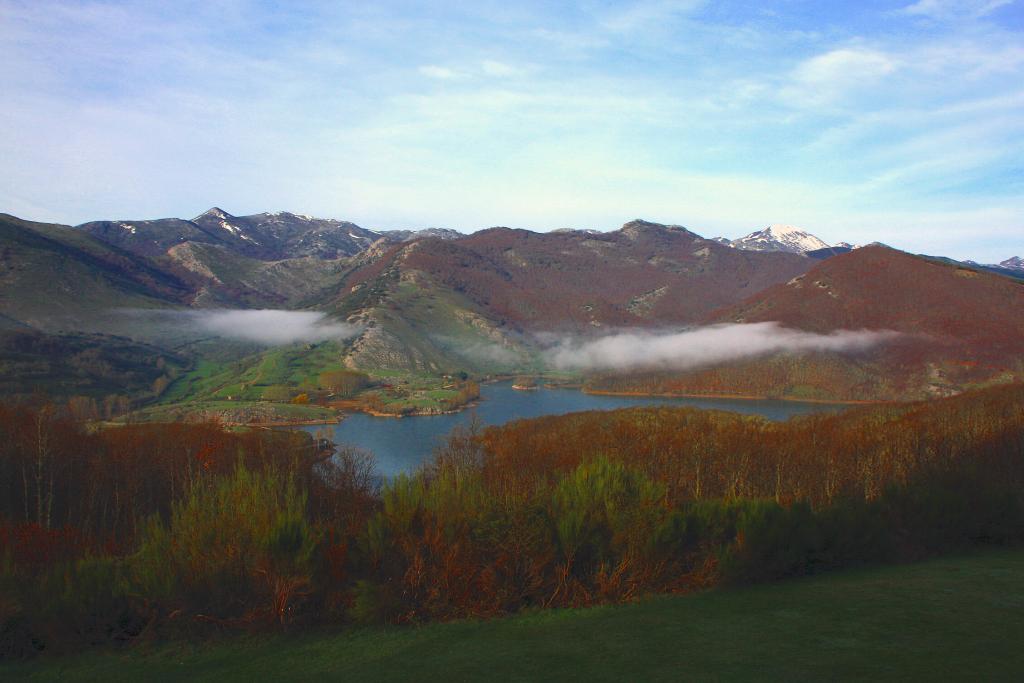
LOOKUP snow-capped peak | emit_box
[764,223,805,236]
[998,256,1023,271]
[730,224,831,254]
[195,207,232,221]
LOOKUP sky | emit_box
[1,0,1022,262]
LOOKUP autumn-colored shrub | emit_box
[133,464,318,626]
[1,382,1024,652]
[318,370,370,398]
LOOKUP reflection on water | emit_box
[295,382,847,477]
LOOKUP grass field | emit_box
[158,341,351,404]
[7,549,1023,681]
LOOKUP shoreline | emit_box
[241,417,341,427]
[149,384,883,427]
[328,398,483,419]
[579,388,883,406]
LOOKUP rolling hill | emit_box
[6,206,1020,405]
[325,220,815,373]
[587,246,1024,400]
[335,220,813,330]
[0,329,186,403]
[0,213,194,333]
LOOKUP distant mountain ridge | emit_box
[997,256,1023,271]
[3,207,1024,402]
[381,227,464,242]
[79,207,383,260]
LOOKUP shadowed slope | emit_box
[589,247,1024,400]
[6,550,1023,681]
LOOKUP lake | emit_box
[296,382,848,477]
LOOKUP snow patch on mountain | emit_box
[219,219,240,235]
[730,224,831,254]
[195,207,231,221]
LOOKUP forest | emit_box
[1,382,1022,658]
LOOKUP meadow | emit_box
[5,549,1022,681]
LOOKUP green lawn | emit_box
[7,549,1024,681]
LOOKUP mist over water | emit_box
[118,309,360,345]
[545,322,898,371]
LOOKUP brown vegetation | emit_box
[338,221,811,332]
[591,247,1024,400]
[1,382,1022,657]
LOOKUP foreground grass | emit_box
[8,550,1024,681]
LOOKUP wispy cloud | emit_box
[190,310,360,345]
[781,48,897,107]
[1,1,1022,261]
[480,60,521,78]
[121,309,361,345]
[545,323,898,372]
[598,0,706,34]
[899,0,1014,20]
[418,65,464,80]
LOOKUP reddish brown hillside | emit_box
[588,247,1024,401]
[339,221,811,331]
[709,246,1024,363]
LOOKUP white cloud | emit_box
[189,310,360,345]
[1,1,1022,263]
[418,65,464,80]
[598,0,706,34]
[899,0,1014,20]
[546,323,898,371]
[781,48,897,107]
[481,60,520,77]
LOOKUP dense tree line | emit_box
[1,383,1023,657]
[0,330,183,405]
[318,369,371,398]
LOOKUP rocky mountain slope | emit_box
[80,207,383,260]
[5,206,1021,403]
[338,220,813,333]
[997,256,1023,272]
[323,220,817,373]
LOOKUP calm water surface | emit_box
[297,382,847,477]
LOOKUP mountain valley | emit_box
[1,208,1021,419]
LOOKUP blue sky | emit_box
[1,0,1022,261]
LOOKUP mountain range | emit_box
[69,207,1024,271]
[1,208,1022,405]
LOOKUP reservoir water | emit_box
[296,382,847,478]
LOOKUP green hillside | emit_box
[8,550,1023,681]
[0,330,186,402]
[0,214,191,334]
